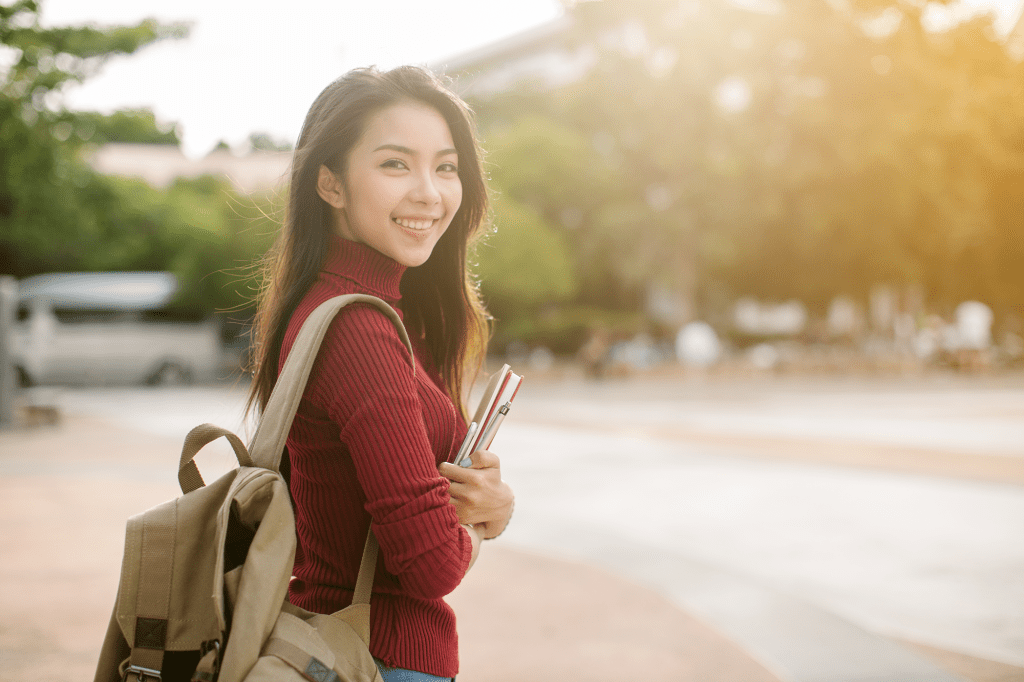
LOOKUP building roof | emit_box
[435,15,574,74]
[85,144,291,194]
[433,14,599,97]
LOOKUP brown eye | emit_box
[381,159,408,170]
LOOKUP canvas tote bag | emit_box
[95,294,414,682]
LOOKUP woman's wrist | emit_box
[462,523,482,570]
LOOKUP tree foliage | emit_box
[472,0,1024,345]
[475,195,578,311]
[0,1,188,275]
[77,108,181,145]
[4,0,1023,356]
[71,174,280,314]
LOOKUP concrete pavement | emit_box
[0,415,779,682]
[498,374,1024,667]
[4,375,1024,681]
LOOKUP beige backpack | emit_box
[94,294,415,682]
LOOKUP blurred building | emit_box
[436,15,590,97]
[85,144,291,194]
[437,12,714,327]
[441,2,1024,95]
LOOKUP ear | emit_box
[316,165,345,209]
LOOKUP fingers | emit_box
[467,449,500,469]
[446,480,485,525]
[440,448,512,531]
[438,461,471,483]
[445,476,514,530]
[438,450,498,480]
[439,450,500,481]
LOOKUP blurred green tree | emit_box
[471,0,1024,346]
[0,2,281,321]
[0,0,188,275]
[76,107,181,145]
[69,173,280,315]
[475,195,578,309]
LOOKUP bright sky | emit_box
[925,0,1022,33]
[41,0,563,157]
[40,0,1021,158]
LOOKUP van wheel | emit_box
[14,366,32,388]
[147,362,192,386]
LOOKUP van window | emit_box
[52,308,131,324]
[142,308,206,323]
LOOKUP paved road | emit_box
[39,374,1024,667]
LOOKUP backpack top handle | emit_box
[178,424,256,493]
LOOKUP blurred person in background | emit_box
[579,324,611,379]
[245,66,514,682]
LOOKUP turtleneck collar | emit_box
[322,233,405,302]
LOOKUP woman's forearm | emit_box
[463,523,482,571]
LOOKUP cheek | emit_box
[446,181,464,215]
[370,179,404,212]
[351,174,399,216]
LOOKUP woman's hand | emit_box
[439,450,514,539]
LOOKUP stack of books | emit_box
[451,364,523,467]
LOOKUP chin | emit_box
[390,244,437,268]
[388,231,446,267]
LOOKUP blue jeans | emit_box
[373,659,454,682]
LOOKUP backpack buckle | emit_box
[122,665,162,682]
[190,639,222,681]
[200,639,221,660]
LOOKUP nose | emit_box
[410,168,442,206]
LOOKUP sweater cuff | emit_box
[372,506,472,599]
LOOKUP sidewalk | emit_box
[0,416,779,682]
[450,545,778,681]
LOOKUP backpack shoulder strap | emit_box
[248,293,414,473]
[351,532,378,607]
[247,293,413,613]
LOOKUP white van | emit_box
[12,272,223,386]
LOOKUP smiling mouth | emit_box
[393,217,437,231]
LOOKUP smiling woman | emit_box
[314,102,464,268]
[244,66,514,682]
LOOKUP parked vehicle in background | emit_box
[12,272,223,386]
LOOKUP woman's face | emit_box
[322,101,463,268]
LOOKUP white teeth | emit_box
[394,217,434,230]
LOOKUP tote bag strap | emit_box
[248,293,415,605]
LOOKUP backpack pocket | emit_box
[246,609,382,682]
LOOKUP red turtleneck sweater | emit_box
[278,235,471,678]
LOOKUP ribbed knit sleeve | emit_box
[306,303,473,600]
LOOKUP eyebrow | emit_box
[373,144,458,157]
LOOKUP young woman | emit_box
[246,66,515,681]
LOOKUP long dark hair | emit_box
[245,66,490,421]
